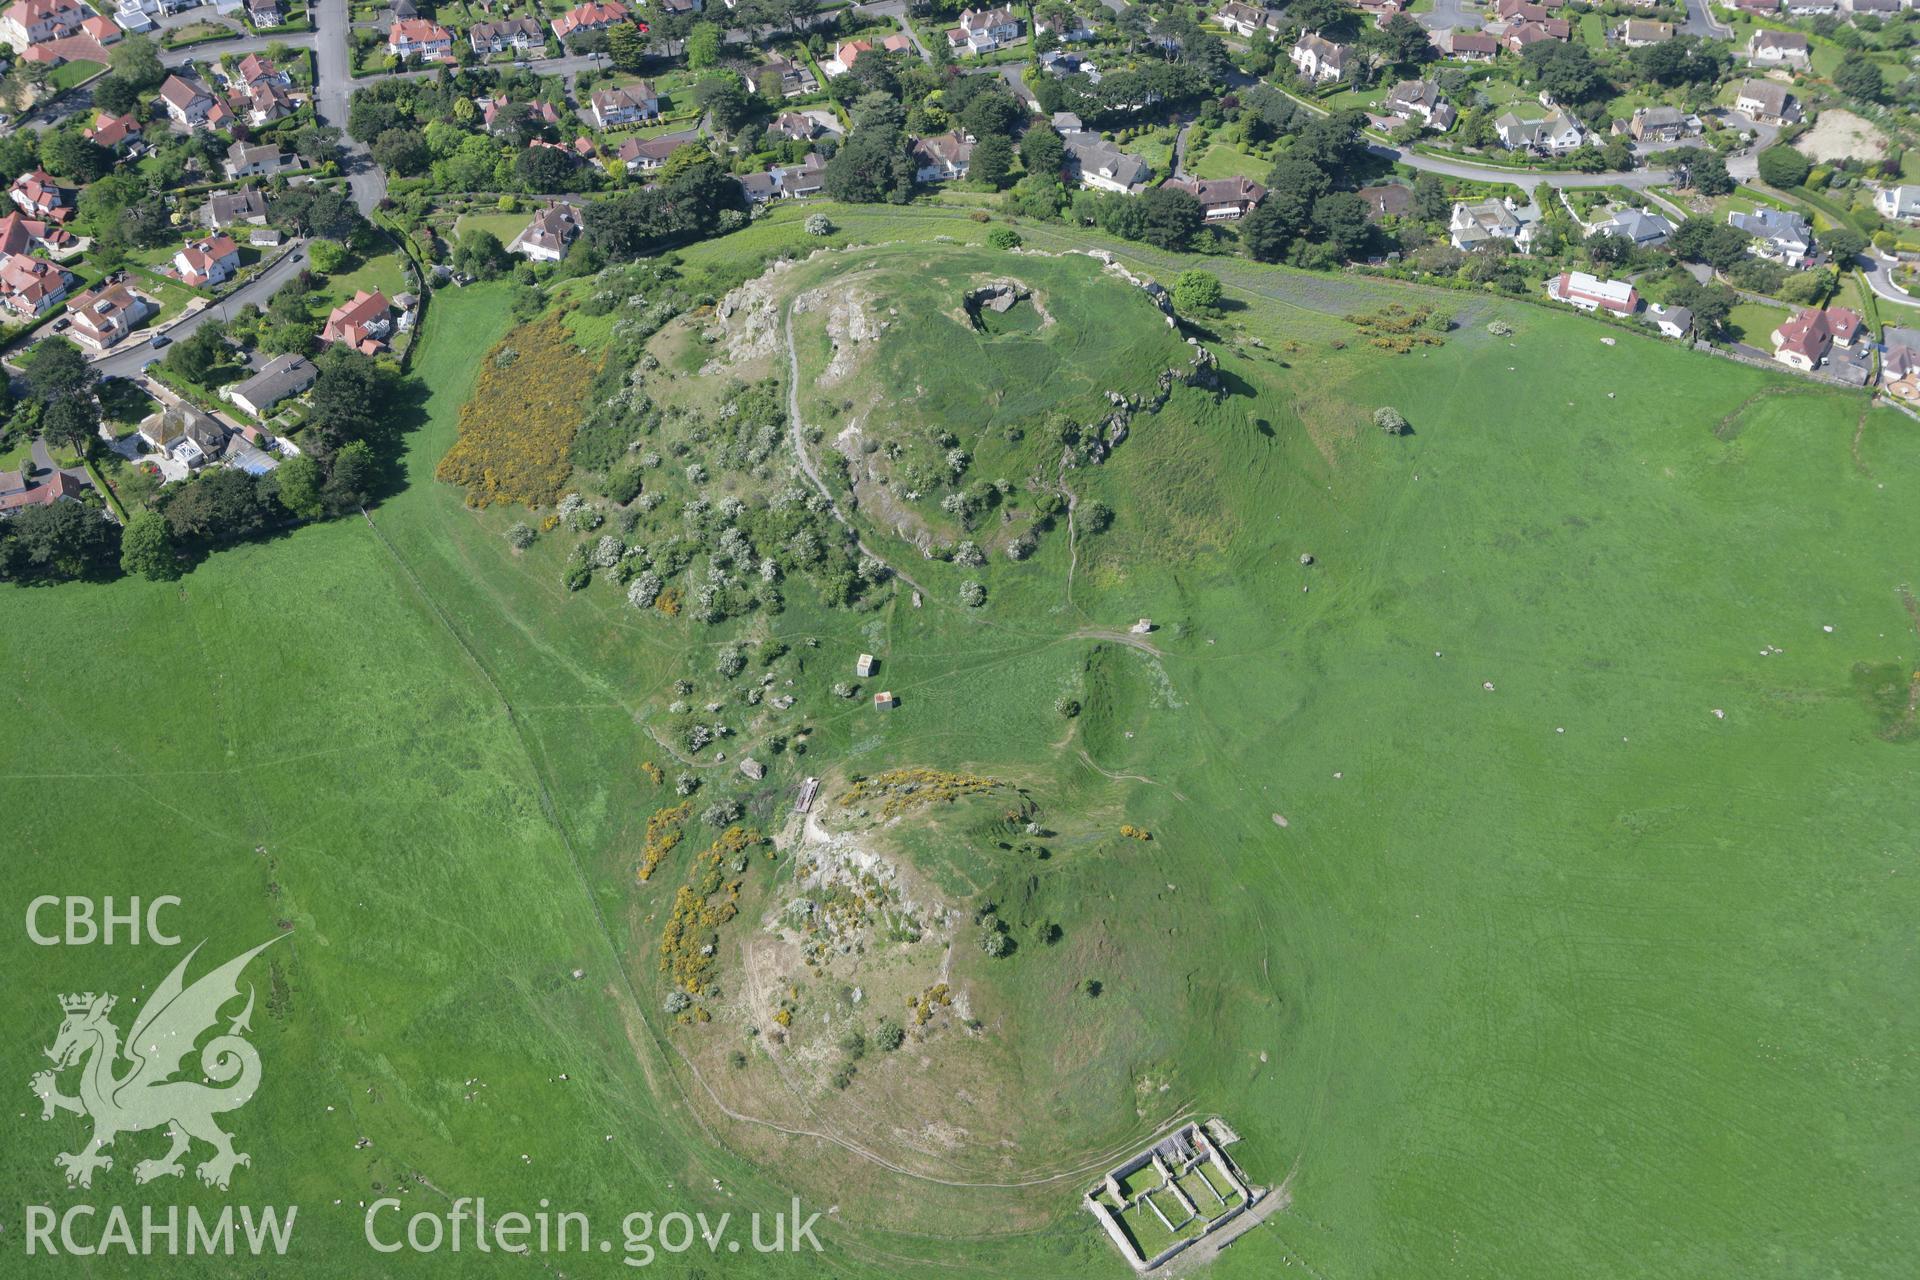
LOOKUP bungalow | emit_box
[1214,1,1281,37]
[387,16,453,61]
[1062,131,1152,194]
[158,73,217,127]
[552,0,630,44]
[1733,0,1783,11]
[754,53,817,98]
[172,234,241,287]
[469,16,541,54]
[246,0,282,24]
[1874,184,1920,221]
[948,7,1021,55]
[1733,80,1799,125]
[1495,108,1584,154]
[586,83,659,129]
[0,0,91,51]
[1383,79,1456,131]
[1444,30,1499,60]
[1846,0,1898,14]
[1591,206,1674,247]
[1614,18,1672,46]
[1162,174,1266,220]
[506,202,582,263]
[1748,29,1811,68]
[224,140,284,179]
[9,169,71,222]
[1729,206,1813,266]
[223,353,316,418]
[1503,19,1570,53]
[83,110,142,151]
[1291,32,1349,84]
[64,278,156,350]
[1771,305,1863,371]
[1783,0,1835,12]
[1449,197,1537,252]
[203,186,270,229]
[320,289,394,354]
[912,132,974,183]
[1620,104,1696,143]
[1646,303,1692,339]
[738,154,827,202]
[1548,271,1638,315]
[615,129,699,173]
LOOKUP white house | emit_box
[1291,32,1349,84]
[912,132,973,183]
[1548,271,1638,315]
[586,84,659,129]
[1875,185,1920,221]
[1449,198,1537,253]
[172,234,240,287]
[948,7,1021,54]
[1214,1,1281,37]
[1747,29,1811,68]
[1495,108,1584,155]
[1729,206,1814,267]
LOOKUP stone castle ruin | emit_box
[1086,1120,1264,1272]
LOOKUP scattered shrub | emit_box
[804,213,834,236]
[873,1019,904,1051]
[505,522,536,550]
[1374,406,1410,436]
[987,226,1022,250]
[959,580,986,608]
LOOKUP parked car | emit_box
[149,333,170,349]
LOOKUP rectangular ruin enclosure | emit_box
[1086,1120,1263,1272]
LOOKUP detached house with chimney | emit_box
[948,6,1021,54]
[387,16,453,61]
[1162,175,1267,220]
[1547,270,1638,315]
[1,0,92,51]
[171,234,241,287]
[1291,32,1349,84]
[552,0,630,44]
[9,169,72,223]
[1748,29,1811,67]
[321,289,394,354]
[586,83,660,129]
[1771,305,1864,372]
[469,17,541,55]
[912,133,974,183]
[1214,1,1281,36]
[158,74,220,127]
[507,202,583,263]
[65,279,157,350]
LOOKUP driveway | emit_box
[91,245,311,380]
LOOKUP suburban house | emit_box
[1290,32,1349,84]
[1449,198,1537,252]
[1548,270,1638,315]
[1875,185,1920,220]
[481,94,561,132]
[387,16,453,60]
[827,33,912,74]
[1847,0,1898,13]
[1729,206,1814,266]
[552,0,630,43]
[139,403,229,469]
[0,469,83,516]
[246,0,283,24]
[1646,303,1693,339]
[1162,174,1267,220]
[1503,19,1571,53]
[224,353,317,418]
[1734,80,1800,125]
[1383,79,1456,131]
[1748,29,1811,67]
[1495,109,1584,154]
[203,186,270,228]
[767,111,822,142]
[616,130,699,172]
[172,234,241,287]
[83,110,143,151]
[0,211,75,316]
[1035,11,1095,40]
[1783,0,1834,12]
[9,169,71,222]
[158,73,220,127]
[586,83,659,129]
[234,53,291,88]
[231,80,294,126]
[63,278,156,350]
[948,7,1022,54]
[1354,0,1408,24]
[738,154,827,202]
[754,53,816,97]
[469,16,541,55]
[321,289,394,354]
[1619,105,1697,143]
[913,132,974,183]
[1591,206,1674,247]
[1062,131,1152,194]
[1614,18,1673,46]
[1770,305,1863,371]
[0,0,91,51]
[1357,183,1415,220]
[1880,326,1920,399]
[1733,0,1783,11]
[224,140,284,179]
[507,202,583,262]
[1443,30,1500,60]
[1214,1,1281,37]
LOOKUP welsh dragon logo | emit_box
[31,937,280,1191]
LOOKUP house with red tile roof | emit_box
[320,289,394,354]
[0,251,72,316]
[64,278,157,350]
[0,0,91,50]
[9,170,72,222]
[0,469,83,515]
[171,235,241,287]
[84,110,143,151]
[1771,306,1863,372]
[552,0,630,43]
[387,16,453,60]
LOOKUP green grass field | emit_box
[2,201,1916,1278]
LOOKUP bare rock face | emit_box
[962,280,1032,325]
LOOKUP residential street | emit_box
[90,244,312,380]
